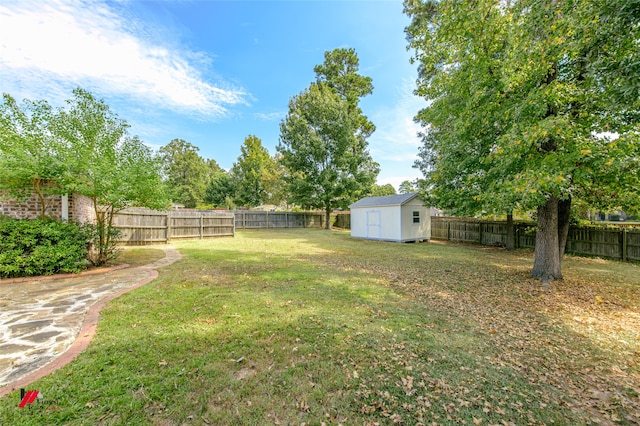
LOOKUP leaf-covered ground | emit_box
[334,240,640,425]
[1,229,638,425]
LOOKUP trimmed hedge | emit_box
[0,217,93,278]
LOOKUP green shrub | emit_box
[0,218,93,278]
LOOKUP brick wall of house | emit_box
[0,191,96,224]
[0,191,63,220]
[69,193,96,224]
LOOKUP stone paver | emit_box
[0,246,181,395]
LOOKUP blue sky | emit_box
[0,0,425,190]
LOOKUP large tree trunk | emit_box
[531,196,563,282]
[557,197,571,257]
[505,211,515,251]
[324,205,331,230]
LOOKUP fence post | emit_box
[200,213,204,239]
[447,220,451,241]
[622,228,627,261]
[166,211,171,243]
[479,222,484,244]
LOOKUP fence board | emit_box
[627,229,640,262]
[449,221,480,242]
[481,222,506,246]
[430,216,639,263]
[112,209,168,245]
[113,209,323,244]
[233,211,323,229]
[566,227,621,259]
[332,213,351,229]
[113,209,234,244]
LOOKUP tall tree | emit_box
[262,152,287,207]
[231,135,276,207]
[204,171,235,208]
[371,183,397,196]
[279,48,379,228]
[159,139,209,208]
[279,83,379,228]
[314,48,376,151]
[206,158,223,181]
[398,180,417,194]
[405,0,640,282]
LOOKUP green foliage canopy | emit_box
[231,135,277,207]
[405,0,640,280]
[160,138,210,208]
[279,48,379,228]
[278,83,379,227]
[0,87,169,265]
[0,94,67,218]
[205,171,235,208]
[398,180,417,194]
[406,0,640,216]
[371,183,397,196]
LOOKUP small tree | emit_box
[1,88,168,265]
[0,94,66,218]
[55,88,169,265]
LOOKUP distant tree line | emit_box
[0,48,413,251]
[159,48,414,224]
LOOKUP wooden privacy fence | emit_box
[232,211,323,229]
[431,217,640,263]
[113,209,325,244]
[113,209,234,245]
[332,212,351,229]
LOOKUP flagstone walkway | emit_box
[0,247,181,397]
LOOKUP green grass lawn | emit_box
[2,229,639,425]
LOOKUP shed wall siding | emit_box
[378,206,402,241]
[350,197,431,242]
[401,199,430,241]
[350,209,368,239]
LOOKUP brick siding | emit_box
[68,193,96,224]
[0,191,95,224]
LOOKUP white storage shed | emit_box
[349,193,431,242]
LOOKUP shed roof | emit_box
[349,192,421,208]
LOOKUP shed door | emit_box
[366,210,381,239]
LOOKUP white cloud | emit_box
[0,0,246,116]
[366,78,425,190]
[254,111,285,121]
[369,78,424,163]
